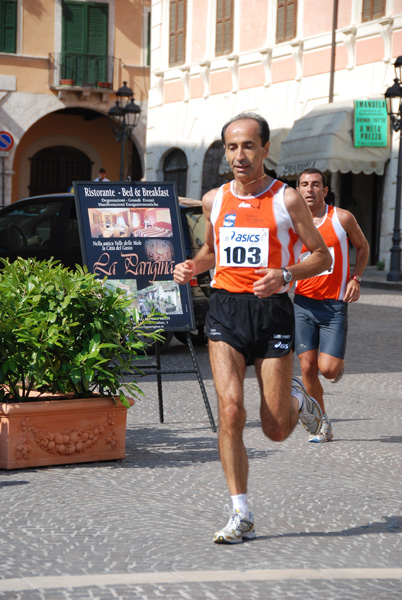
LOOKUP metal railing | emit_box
[49,52,118,88]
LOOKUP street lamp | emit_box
[384,56,402,281]
[108,81,141,181]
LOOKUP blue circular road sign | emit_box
[0,131,14,151]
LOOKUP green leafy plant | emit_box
[0,257,164,406]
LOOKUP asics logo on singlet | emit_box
[238,202,252,208]
[230,231,260,243]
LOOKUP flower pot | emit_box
[0,395,134,470]
[60,79,74,86]
[97,81,112,88]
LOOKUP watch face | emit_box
[282,269,292,283]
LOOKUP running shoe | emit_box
[213,508,256,544]
[309,419,333,443]
[292,377,323,435]
[330,367,344,384]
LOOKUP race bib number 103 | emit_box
[219,227,269,267]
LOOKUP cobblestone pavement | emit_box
[0,288,401,600]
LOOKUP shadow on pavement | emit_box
[252,515,402,541]
[117,425,279,469]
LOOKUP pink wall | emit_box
[272,57,295,84]
[190,76,204,99]
[238,0,267,53]
[393,30,402,57]
[164,80,184,103]
[210,70,232,95]
[239,64,265,89]
[356,36,384,66]
[191,0,209,62]
[304,0,352,37]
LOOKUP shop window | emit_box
[163,149,187,197]
[0,0,16,53]
[276,0,297,44]
[362,0,385,22]
[216,0,233,57]
[62,1,108,85]
[169,0,186,66]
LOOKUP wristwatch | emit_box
[281,267,293,285]
[351,274,362,283]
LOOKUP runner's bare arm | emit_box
[337,208,369,303]
[173,188,218,284]
[253,187,331,297]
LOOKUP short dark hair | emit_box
[99,168,106,174]
[297,168,327,188]
[221,112,270,147]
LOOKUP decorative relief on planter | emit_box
[16,413,118,460]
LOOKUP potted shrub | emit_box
[0,257,162,469]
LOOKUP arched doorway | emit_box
[163,149,188,197]
[29,146,92,196]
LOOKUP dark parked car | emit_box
[0,193,210,347]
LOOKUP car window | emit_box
[0,201,64,251]
[183,208,205,255]
[64,203,80,246]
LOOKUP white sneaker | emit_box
[213,508,256,544]
[309,419,333,443]
[292,377,323,435]
[330,367,344,384]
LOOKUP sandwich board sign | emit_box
[74,181,195,333]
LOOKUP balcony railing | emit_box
[49,52,118,89]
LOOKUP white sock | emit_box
[293,389,304,411]
[322,412,330,423]
[232,494,248,513]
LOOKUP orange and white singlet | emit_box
[210,180,302,294]
[295,205,349,301]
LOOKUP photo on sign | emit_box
[88,207,173,239]
[137,280,183,318]
[144,239,174,261]
[105,278,139,310]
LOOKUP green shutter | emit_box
[0,0,17,54]
[61,1,108,85]
[87,4,108,82]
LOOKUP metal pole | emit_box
[329,0,338,103]
[119,117,126,181]
[387,122,402,281]
[1,156,4,207]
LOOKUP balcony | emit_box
[49,52,119,99]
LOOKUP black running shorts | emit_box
[205,289,295,366]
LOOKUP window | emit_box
[215,0,233,57]
[276,0,297,44]
[169,0,186,66]
[62,1,108,85]
[163,149,187,197]
[362,0,385,22]
[0,0,16,53]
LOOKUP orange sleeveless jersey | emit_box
[210,180,302,294]
[295,205,350,301]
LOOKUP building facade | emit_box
[146,0,402,268]
[0,0,150,205]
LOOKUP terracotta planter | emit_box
[60,79,74,86]
[97,81,112,88]
[0,395,134,470]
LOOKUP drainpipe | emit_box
[329,0,339,103]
